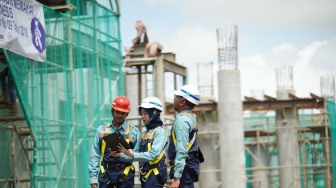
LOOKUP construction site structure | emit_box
[193,65,335,187]
[190,25,336,188]
[1,0,336,188]
[123,43,187,132]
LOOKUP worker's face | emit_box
[112,109,128,124]
[140,108,150,123]
[173,95,185,111]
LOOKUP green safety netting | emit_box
[0,0,124,187]
[328,100,336,188]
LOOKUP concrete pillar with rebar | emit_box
[217,24,246,188]
[250,89,270,188]
[275,66,300,188]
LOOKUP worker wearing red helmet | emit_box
[89,96,141,188]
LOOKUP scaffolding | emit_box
[0,1,335,187]
[194,93,335,188]
[0,1,124,187]
[194,24,336,187]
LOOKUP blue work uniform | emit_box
[89,121,140,188]
[134,107,168,188]
[168,110,200,188]
[136,126,167,188]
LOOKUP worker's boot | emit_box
[3,102,18,117]
[0,91,9,105]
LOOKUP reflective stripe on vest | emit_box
[100,124,134,178]
[172,112,196,149]
[142,126,164,180]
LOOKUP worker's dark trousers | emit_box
[169,159,199,188]
[98,170,135,188]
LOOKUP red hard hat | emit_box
[111,96,131,113]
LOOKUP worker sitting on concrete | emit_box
[132,20,149,46]
[144,41,162,58]
[125,20,162,59]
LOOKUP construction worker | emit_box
[0,62,18,116]
[168,85,204,188]
[89,96,141,188]
[117,97,168,188]
[132,20,148,46]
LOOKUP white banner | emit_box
[0,0,46,62]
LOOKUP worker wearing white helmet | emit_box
[118,97,168,187]
[168,85,204,188]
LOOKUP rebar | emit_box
[216,24,238,70]
[320,74,335,101]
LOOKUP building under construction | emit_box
[0,1,335,188]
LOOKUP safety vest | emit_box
[168,112,202,182]
[170,112,198,154]
[100,124,135,182]
[140,126,165,181]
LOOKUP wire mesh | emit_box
[216,24,238,70]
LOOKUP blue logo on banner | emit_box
[31,17,46,53]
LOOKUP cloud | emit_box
[240,37,336,98]
[309,37,336,71]
[159,24,335,99]
[163,25,218,84]
[272,43,297,53]
[120,1,336,100]
[165,25,217,60]
[240,54,277,97]
[162,0,336,30]
[295,37,336,96]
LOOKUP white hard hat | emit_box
[139,97,163,112]
[173,85,200,105]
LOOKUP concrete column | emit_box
[198,120,219,188]
[250,89,270,188]
[276,89,300,188]
[153,55,165,115]
[218,69,246,188]
[251,142,270,188]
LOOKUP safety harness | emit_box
[171,112,197,151]
[169,112,204,182]
[139,126,166,185]
[100,123,135,185]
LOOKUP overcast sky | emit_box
[116,0,336,101]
